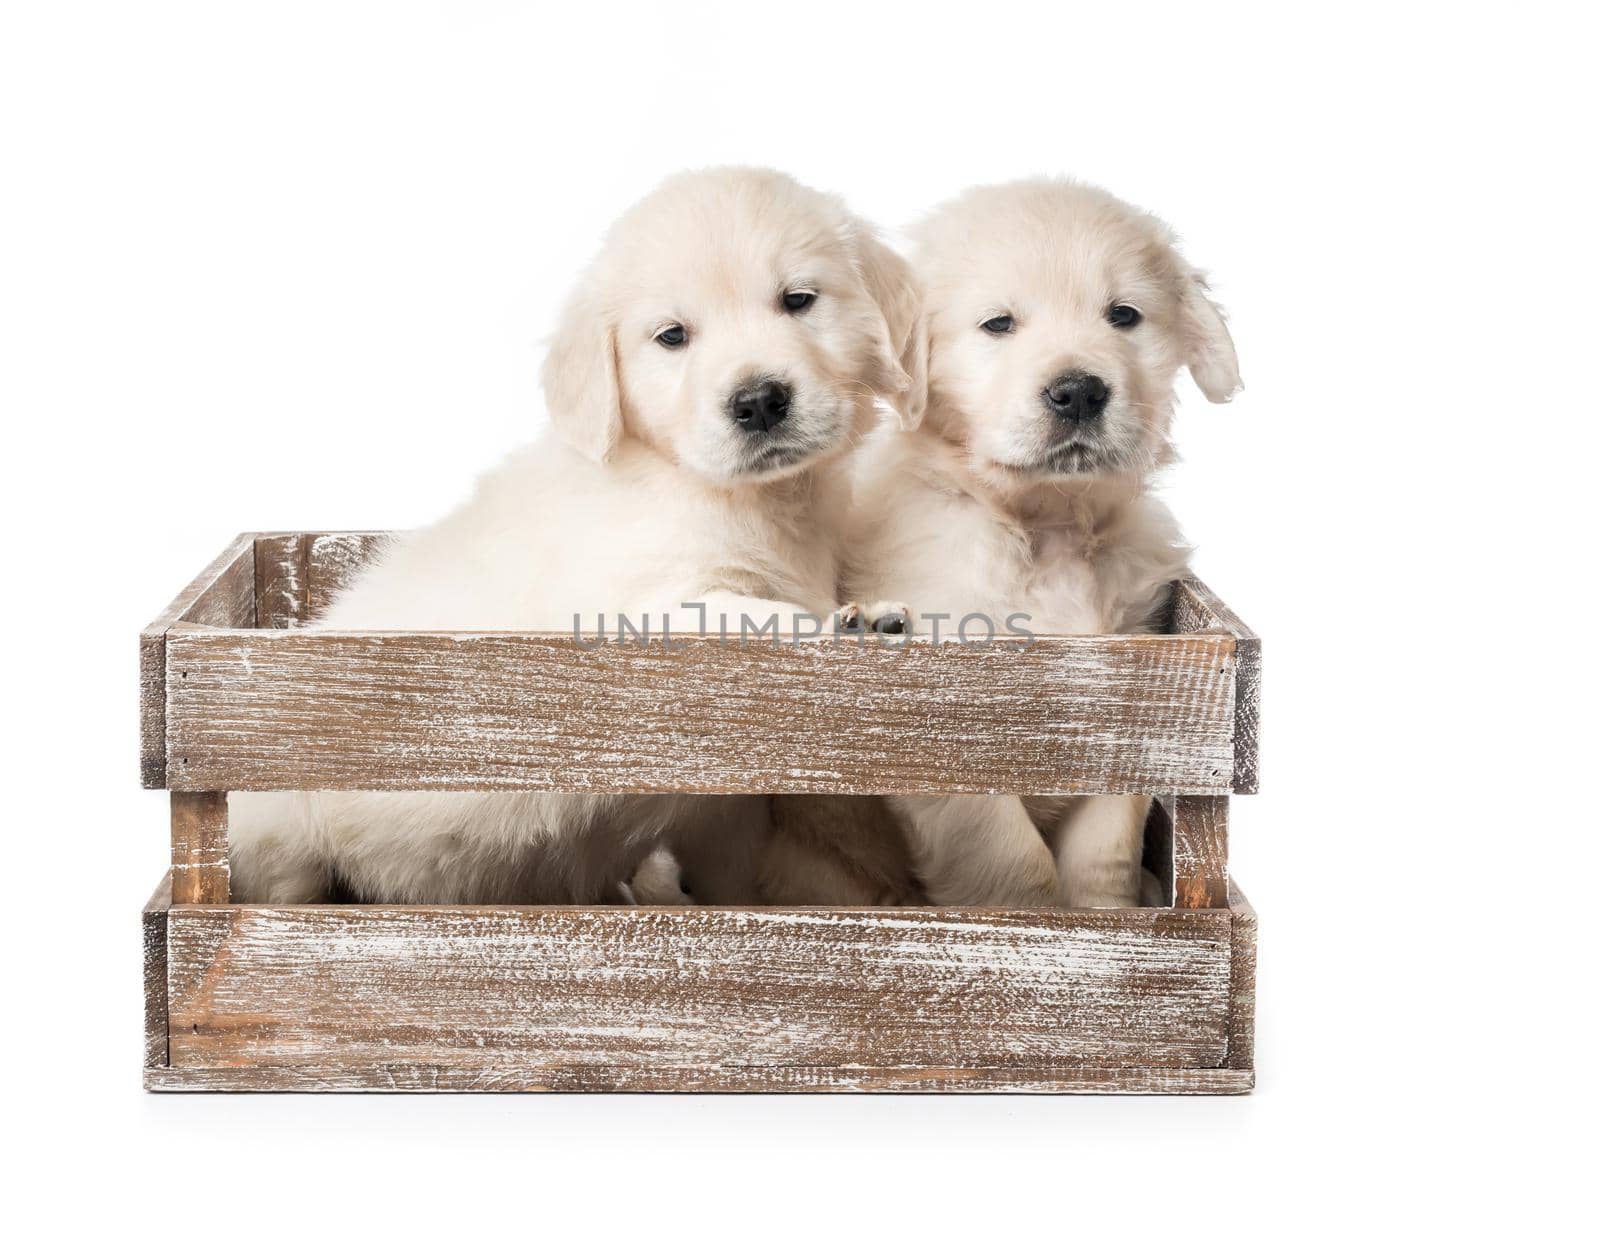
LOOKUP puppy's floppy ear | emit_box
[541,290,624,462]
[1179,272,1242,403]
[851,224,928,431]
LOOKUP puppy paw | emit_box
[628,848,695,905]
[836,602,913,634]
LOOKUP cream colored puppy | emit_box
[845,179,1241,907]
[229,167,922,905]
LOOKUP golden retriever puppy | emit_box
[843,178,1241,907]
[229,167,923,905]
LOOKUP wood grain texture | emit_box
[143,874,172,1069]
[1171,579,1260,794]
[139,534,257,787]
[162,628,1240,795]
[144,1063,1254,1095]
[164,904,1234,1077]
[306,532,388,614]
[1226,880,1257,1073]
[253,533,307,630]
[170,792,229,905]
[1171,795,1230,910]
[254,532,390,627]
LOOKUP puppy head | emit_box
[911,179,1240,485]
[543,168,923,482]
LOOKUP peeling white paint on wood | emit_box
[142,876,171,1070]
[1171,795,1230,909]
[253,533,306,630]
[1226,879,1257,1072]
[162,628,1240,795]
[139,534,257,787]
[163,902,1236,1076]
[169,792,229,904]
[1171,579,1261,793]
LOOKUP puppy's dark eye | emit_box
[655,324,687,348]
[981,314,1015,335]
[1107,304,1143,329]
[782,290,817,313]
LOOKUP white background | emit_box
[2,1,1593,1247]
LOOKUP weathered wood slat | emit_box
[1171,579,1260,793]
[143,874,172,1069]
[1171,795,1230,909]
[164,904,1234,1075]
[142,885,1259,1094]
[253,533,307,629]
[1226,879,1257,1072]
[162,628,1240,795]
[144,1062,1254,1095]
[139,534,257,787]
[169,792,229,904]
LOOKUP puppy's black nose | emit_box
[1043,373,1110,424]
[729,379,791,432]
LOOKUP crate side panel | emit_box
[166,906,1233,1076]
[165,631,1238,794]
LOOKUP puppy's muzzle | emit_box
[1043,372,1110,426]
[728,378,792,433]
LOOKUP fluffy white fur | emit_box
[844,178,1242,907]
[229,167,923,904]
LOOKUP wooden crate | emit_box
[140,533,1261,1094]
